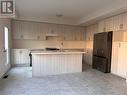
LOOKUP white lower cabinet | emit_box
[11,49,30,66]
[111,42,127,78]
[84,49,93,65]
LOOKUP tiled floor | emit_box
[0,65,127,95]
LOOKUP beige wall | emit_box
[11,20,86,49]
[0,19,11,78]
[12,40,85,49]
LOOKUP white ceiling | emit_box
[15,0,127,25]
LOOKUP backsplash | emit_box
[12,40,85,49]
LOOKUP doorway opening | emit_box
[4,27,9,64]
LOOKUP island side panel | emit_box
[32,54,82,77]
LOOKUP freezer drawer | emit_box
[92,56,108,73]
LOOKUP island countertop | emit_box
[31,51,86,55]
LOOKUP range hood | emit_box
[45,34,59,41]
[45,33,58,37]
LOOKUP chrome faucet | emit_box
[60,42,63,52]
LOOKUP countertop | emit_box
[31,51,86,55]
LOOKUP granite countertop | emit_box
[31,49,86,55]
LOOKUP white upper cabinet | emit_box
[81,27,86,41]
[57,25,64,41]
[47,24,58,35]
[123,12,127,30]
[73,27,83,41]
[12,20,85,41]
[86,26,91,41]
[36,23,47,40]
[86,24,98,41]
[63,26,85,41]
[98,18,113,32]
[21,22,37,40]
[113,14,124,31]
[12,21,22,39]
[98,20,106,32]
[105,17,113,31]
[98,12,127,32]
[63,25,74,41]
[113,13,127,31]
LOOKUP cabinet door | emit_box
[11,49,20,64]
[86,25,97,41]
[11,49,30,65]
[86,27,91,41]
[111,42,119,75]
[63,26,73,41]
[113,15,119,31]
[98,20,106,32]
[74,27,82,41]
[80,27,85,41]
[39,23,49,40]
[85,29,89,41]
[111,42,127,78]
[20,49,30,64]
[57,25,64,41]
[47,24,58,35]
[89,53,93,65]
[113,14,124,31]
[84,53,89,64]
[22,22,38,40]
[119,14,124,31]
[34,23,46,40]
[123,13,127,30]
[117,43,127,78]
[12,21,23,39]
[84,49,93,65]
[105,17,113,31]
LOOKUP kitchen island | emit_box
[31,51,86,77]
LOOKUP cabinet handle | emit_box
[119,24,123,29]
[37,36,40,40]
[103,27,106,32]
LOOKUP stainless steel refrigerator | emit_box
[92,31,113,73]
